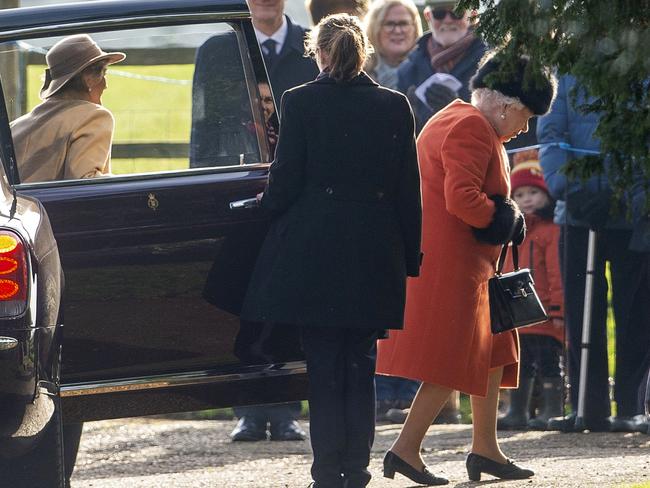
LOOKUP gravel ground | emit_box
[71,417,650,488]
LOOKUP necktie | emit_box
[262,38,278,71]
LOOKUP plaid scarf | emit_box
[427,31,477,73]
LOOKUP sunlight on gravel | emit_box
[70,418,650,487]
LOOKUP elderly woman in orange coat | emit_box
[376,54,556,485]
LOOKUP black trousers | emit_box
[302,327,379,488]
[560,226,650,418]
[520,335,563,379]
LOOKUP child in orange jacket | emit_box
[498,151,565,430]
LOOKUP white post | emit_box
[576,229,597,431]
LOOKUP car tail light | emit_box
[0,230,28,315]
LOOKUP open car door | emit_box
[0,1,306,423]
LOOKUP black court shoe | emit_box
[383,451,448,485]
[466,452,534,481]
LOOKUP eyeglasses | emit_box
[431,7,464,20]
[381,20,415,32]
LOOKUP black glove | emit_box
[472,195,521,245]
[406,86,433,134]
[424,83,457,114]
[567,189,612,229]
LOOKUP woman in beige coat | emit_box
[11,34,125,183]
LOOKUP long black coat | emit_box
[240,72,422,330]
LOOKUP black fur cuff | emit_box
[472,195,522,245]
[512,213,526,245]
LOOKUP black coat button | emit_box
[326,187,334,195]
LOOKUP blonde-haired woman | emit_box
[241,14,421,488]
[364,0,422,88]
[11,34,124,183]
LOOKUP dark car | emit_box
[0,1,307,485]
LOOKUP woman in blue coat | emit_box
[241,13,422,488]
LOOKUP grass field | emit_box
[27,65,193,173]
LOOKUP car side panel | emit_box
[18,170,268,387]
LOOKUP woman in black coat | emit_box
[240,13,422,488]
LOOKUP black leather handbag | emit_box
[488,243,548,334]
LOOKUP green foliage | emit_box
[457,0,650,209]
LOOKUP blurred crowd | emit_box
[224,0,650,485]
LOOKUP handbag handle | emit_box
[495,242,519,275]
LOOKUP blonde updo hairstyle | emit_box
[306,13,373,82]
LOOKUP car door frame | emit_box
[0,4,308,423]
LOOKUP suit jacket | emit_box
[11,98,113,183]
[189,18,318,167]
[190,30,261,167]
[263,16,319,103]
[241,72,422,330]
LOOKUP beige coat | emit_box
[11,98,114,183]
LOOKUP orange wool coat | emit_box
[505,213,564,343]
[376,100,520,396]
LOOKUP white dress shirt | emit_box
[254,16,288,55]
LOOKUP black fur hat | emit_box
[470,54,556,115]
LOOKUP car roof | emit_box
[0,0,249,36]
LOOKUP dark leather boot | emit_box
[547,412,611,432]
[609,414,649,433]
[528,377,563,430]
[497,376,533,430]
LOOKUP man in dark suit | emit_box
[232,0,318,443]
[190,0,318,167]
[250,0,319,102]
[191,0,318,441]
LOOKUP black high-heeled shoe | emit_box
[465,452,534,481]
[383,451,448,485]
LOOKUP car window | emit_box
[0,22,274,186]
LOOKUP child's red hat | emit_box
[511,149,549,194]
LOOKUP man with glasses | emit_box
[397,0,486,133]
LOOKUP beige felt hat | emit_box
[40,34,125,100]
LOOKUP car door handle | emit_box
[229,197,260,210]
